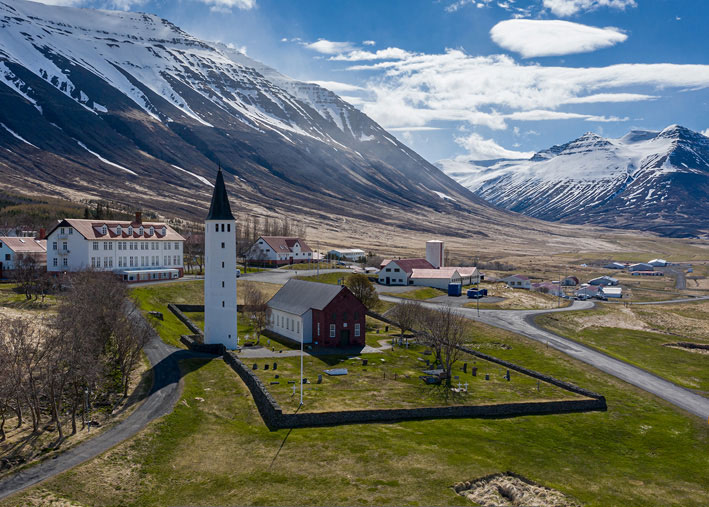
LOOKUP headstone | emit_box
[485,374,490,381]
[270,381,279,385]
[273,362,277,370]
[264,364,269,370]
[425,359,430,366]
[463,363,467,373]
[472,367,477,377]
[362,359,368,366]
[464,382,469,392]
[454,375,459,380]
[252,364,258,370]
[302,378,308,384]
[505,370,510,381]
[385,325,389,332]
[287,380,296,384]
[275,374,279,379]
[376,329,380,334]
[317,374,323,384]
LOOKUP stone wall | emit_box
[168,303,203,338]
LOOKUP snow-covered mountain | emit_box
[439,126,709,237]
[0,0,492,234]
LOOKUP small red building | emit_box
[267,279,366,348]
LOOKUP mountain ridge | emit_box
[439,125,709,238]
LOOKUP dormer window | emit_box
[161,226,166,236]
[128,226,133,235]
[149,226,154,236]
[116,225,122,235]
[101,225,107,235]
[139,226,144,235]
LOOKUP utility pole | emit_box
[300,336,304,406]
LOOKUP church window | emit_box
[227,224,231,232]
[355,323,361,337]
[221,242,225,249]
[222,301,225,307]
[330,324,336,338]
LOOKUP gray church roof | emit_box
[268,279,345,316]
[206,166,235,221]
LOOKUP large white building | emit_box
[425,240,444,268]
[204,167,238,350]
[45,214,184,281]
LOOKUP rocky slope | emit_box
[0,0,514,239]
[439,125,709,238]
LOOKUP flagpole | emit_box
[300,335,304,406]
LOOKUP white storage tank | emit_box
[426,240,444,268]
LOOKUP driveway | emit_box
[380,295,709,420]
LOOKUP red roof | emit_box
[260,236,312,253]
[47,219,184,241]
[385,258,434,275]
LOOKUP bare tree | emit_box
[242,284,271,345]
[389,300,421,344]
[14,254,40,300]
[345,273,379,309]
[365,255,384,269]
[417,306,470,386]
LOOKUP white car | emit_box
[236,269,241,278]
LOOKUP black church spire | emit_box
[206,165,235,220]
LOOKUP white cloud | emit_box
[304,39,356,55]
[543,0,636,17]
[387,126,444,132]
[348,50,709,131]
[362,40,376,46]
[454,132,534,159]
[310,80,366,92]
[198,0,256,10]
[446,0,492,13]
[330,47,414,62]
[490,19,627,58]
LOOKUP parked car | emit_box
[236,269,241,278]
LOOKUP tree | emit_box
[345,273,379,309]
[242,284,271,345]
[365,255,384,268]
[389,300,421,344]
[417,305,470,386]
[15,254,40,300]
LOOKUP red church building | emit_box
[266,279,367,348]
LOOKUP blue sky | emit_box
[40,0,709,163]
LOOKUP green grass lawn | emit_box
[282,262,337,270]
[250,344,579,414]
[0,283,58,310]
[7,320,709,506]
[295,271,347,285]
[382,287,446,300]
[536,310,709,393]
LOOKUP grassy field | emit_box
[382,287,446,300]
[251,343,579,414]
[0,283,58,311]
[295,271,348,285]
[184,311,296,352]
[130,280,281,348]
[6,315,709,506]
[536,302,709,392]
[282,262,338,270]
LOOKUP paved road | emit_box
[241,268,352,285]
[0,328,212,500]
[380,296,709,420]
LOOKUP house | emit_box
[648,259,668,267]
[328,248,366,262]
[0,237,47,277]
[601,287,623,298]
[628,263,654,272]
[267,279,366,348]
[604,262,626,270]
[410,268,462,290]
[246,236,313,266]
[454,266,481,285]
[532,281,563,296]
[562,276,579,286]
[45,213,185,282]
[378,258,434,286]
[501,274,531,290]
[575,285,601,298]
[588,276,618,286]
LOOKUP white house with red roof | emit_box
[501,274,532,290]
[0,236,47,277]
[45,212,185,282]
[378,258,435,286]
[245,236,313,266]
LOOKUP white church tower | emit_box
[204,166,238,349]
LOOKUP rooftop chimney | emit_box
[38,228,46,240]
[135,211,142,224]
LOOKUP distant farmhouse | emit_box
[377,240,480,288]
[267,279,366,348]
[328,248,366,262]
[628,263,654,272]
[648,258,668,267]
[246,236,312,266]
[604,262,626,270]
[532,281,563,296]
[588,276,618,286]
[46,213,185,282]
[562,276,579,286]
[501,274,532,290]
[0,236,47,277]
